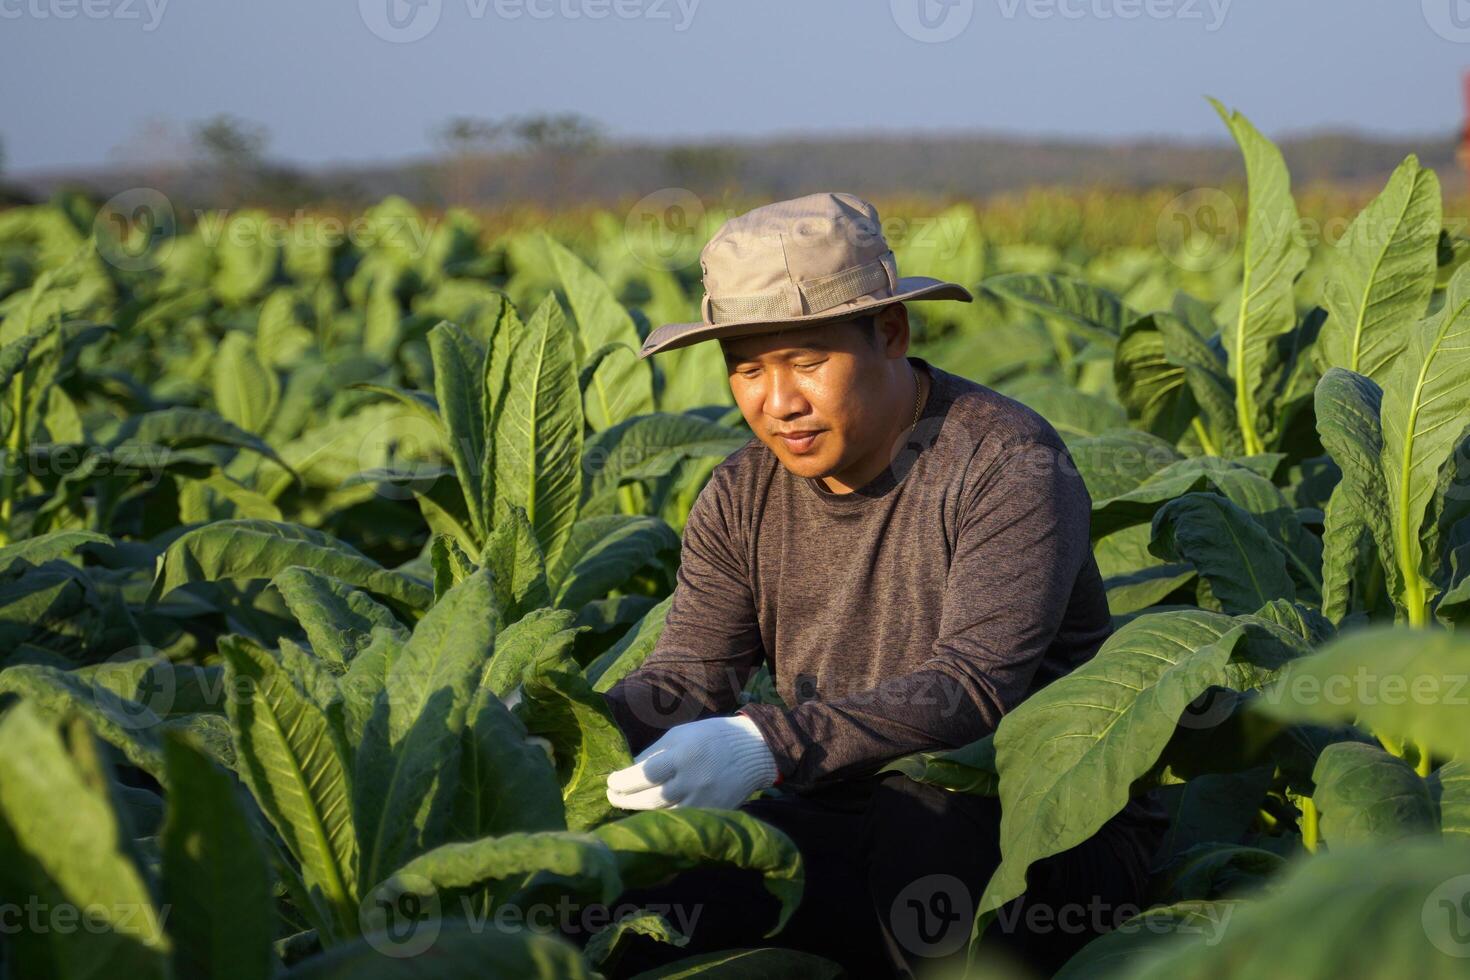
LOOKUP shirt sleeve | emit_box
[738,439,1096,788]
[601,464,767,755]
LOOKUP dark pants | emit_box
[595,772,1165,980]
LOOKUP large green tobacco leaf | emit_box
[1154,310,1247,456]
[0,705,169,978]
[427,320,488,539]
[1090,455,1284,539]
[592,808,804,936]
[580,412,749,519]
[1150,493,1296,614]
[0,528,110,575]
[1003,377,1128,439]
[551,514,680,610]
[284,922,594,979]
[479,607,582,700]
[481,504,551,618]
[1250,626,1470,762]
[383,831,621,905]
[1065,429,1182,502]
[354,568,501,891]
[430,532,477,600]
[0,663,166,779]
[149,520,433,614]
[882,733,1000,797]
[1113,316,1197,446]
[1125,838,1470,980]
[347,382,444,435]
[253,403,438,502]
[1094,523,1196,615]
[1311,741,1436,846]
[338,627,403,748]
[1210,100,1311,455]
[518,665,632,832]
[1319,156,1441,382]
[1314,369,1399,621]
[161,733,275,980]
[978,273,1134,347]
[1114,306,1248,457]
[76,657,227,719]
[587,594,673,692]
[102,406,295,475]
[214,331,281,436]
[450,692,567,839]
[585,909,689,967]
[221,636,359,939]
[271,566,408,670]
[1380,262,1470,624]
[546,234,654,431]
[492,295,584,574]
[971,611,1247,951]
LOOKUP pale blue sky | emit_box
[1,0,1464,172]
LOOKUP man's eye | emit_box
[736,368,760,379]
[795,361,825,371]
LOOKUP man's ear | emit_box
[873,303,910,357]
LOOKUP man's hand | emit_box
[605,713,779,810]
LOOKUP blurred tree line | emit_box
[3,111,1462,215]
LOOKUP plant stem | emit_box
[1378,729,1408,760]
[1190,417,1220,457]
[1415,740,1433,778]
[1300,795,1319,853]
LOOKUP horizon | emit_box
[9,119,1460,181]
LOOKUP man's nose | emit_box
[765,370,809,419]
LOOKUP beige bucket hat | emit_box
[637,191,973,358]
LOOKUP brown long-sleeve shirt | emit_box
[604,355,1166,826]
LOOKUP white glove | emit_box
[605,714,779,810]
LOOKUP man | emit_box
[598,192,1168,978]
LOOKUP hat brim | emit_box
[637,276,973,358]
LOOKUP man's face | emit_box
[720,312,904,481]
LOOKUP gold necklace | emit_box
[908,364,923,432]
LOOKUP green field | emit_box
[1,103,1469,978]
